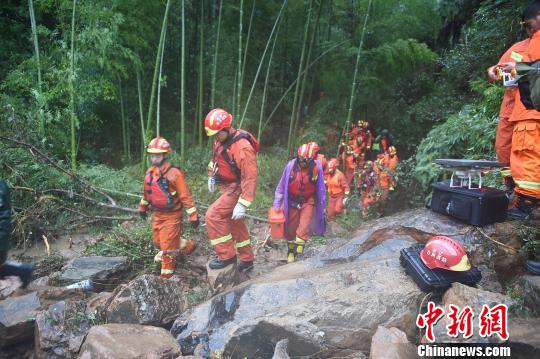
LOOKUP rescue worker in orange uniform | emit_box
[325,158,350,221]
[273,143,326,263]
[340,141,358,185]
[500,2,540,220]
[139,136,199,279]
[373,129,396,155]
[359,121,373,153]
[359,160,379,215]
[380,146,399,192]
[487,30,531,191]
[204,108,258,271]
[309,142,328,175]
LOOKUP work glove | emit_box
[208,177,216,193]
[342,197,349,206]
[231,203,247,220]
[139,211,147,220]
[191,218,200,229]
[154,251,163,263]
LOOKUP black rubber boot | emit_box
[208,256,237,270]
[0,261,33,288]
[238,261,254,272]
[527,260,540,275]
[508,194,537,221]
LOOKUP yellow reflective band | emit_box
[208,161,215,170]
[500,170,512,177]
[515,180,540,189]
[294,237,306,245]
[161,269,174,274]
[186,207,197,214]
[238,198,252,208]
[210,234,233,246]
[344,191,350,195]
[510,51,523,62]
[171,191,177,196]
[140,199,149,206]
[235,239,251,248]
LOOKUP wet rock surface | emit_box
[79,323,181,359]
[34,300,92,358]
[106,274,187,326]
[0,292,41,348]
[370,326,417,359]
[522,275,540,315]
[57,256,130,291]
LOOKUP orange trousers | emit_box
[510,120,540,199]
[327,193,344,220]
[152,211,182,278]
[287,196,315,242]
[205,183,254,262]
[496,116,514,165]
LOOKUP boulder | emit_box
[429,283,517,344]
[79,324,181,359]
[522,275,540,315]
[35,286,86,308]
[272,339,290,359]
[171,232,424,358]
[106,274,186,326]
[490,317,540,356]
[369,326,417,359]
[34,300,92,358]
[205,261,251,294]
[57,256,130,291]
[28,276,51,290]
[0,292,41,347]
[86,292,113,323]
[0,276,22,300]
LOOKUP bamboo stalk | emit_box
[197,0,204,146]
[136,69,146,166]
[145,0,171,140]
[239,0,288,128]
[210,0,223,109]
[287,0,313,154]
[257,12,283,142]
[235,0,243,120]
[69,0,77,170]
[28,0,41,93]
[157,24,168,137]
[119,79,127,159]
[240,0,256,104]
[180,0,186,160]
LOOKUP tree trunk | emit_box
[180,0,186,160]
[210,0,223,109]
[197,0,204,146]
[69,0,77,170]
[235,0,243,120]
[145,0,171,141]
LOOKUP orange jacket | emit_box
[511,31,540,122]
[495,39,530,119]
[210,128,258,207]
[325,170,350,196]
[139,161,198,221]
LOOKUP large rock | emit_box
[106,274,187,326]
[369,326,417,359]
[86,292,113,323]
[0,292,41,347]
[79,324,181,359]
[522,275,540,315]
[0,276,22,300]
[171,231,423,358]
[272,339,290,359]
[57,256,130,291]
[35,300,92,358]
[490,317,540,356]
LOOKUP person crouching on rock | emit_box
[138,136,199,279]
[273,143,326,263]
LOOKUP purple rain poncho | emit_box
[272,159,326,236]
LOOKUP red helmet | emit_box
[388,146,397,155]
[327,158,340,171]
[147,136,172,154]
[204,108,232,136]
[420,236,471,272]
[297,143,318,159]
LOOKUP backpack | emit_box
[217,129,259,181]
[516,60,540,110]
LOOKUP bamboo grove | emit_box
[0,0,529,170]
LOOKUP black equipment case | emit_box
[400,245,482,293]
[430,181,508,226]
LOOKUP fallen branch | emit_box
[475,227,519,254]
[42,235,51,256]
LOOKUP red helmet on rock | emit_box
[420,236,471,272]
[297,143,318,159]
[147,136,172,153]
[328,158,340,171]
[204,108,232,136]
